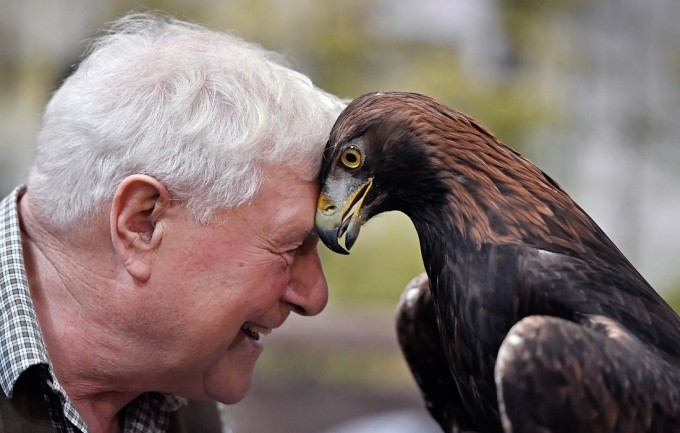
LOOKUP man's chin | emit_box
[204,347,261,404]
[207,374,254,405]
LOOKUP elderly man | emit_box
[0,13,344,433]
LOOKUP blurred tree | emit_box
[1,0,677,305]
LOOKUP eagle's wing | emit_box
[396,273,478,433]
[517,246,680,362]
[491,246,680,433]
[495,314,680,433]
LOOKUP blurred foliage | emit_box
[667,284,680,313]
[256,344,413,390]
[499,0,586,59]
[3,0,678,307]
[193,0,560,147]
[321,213,424,308]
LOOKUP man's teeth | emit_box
[241,322,272,339]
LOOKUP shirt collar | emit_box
[0,186,51,397]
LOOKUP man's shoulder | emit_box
[0,366,53,433]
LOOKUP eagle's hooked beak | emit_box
[315,178,373,255]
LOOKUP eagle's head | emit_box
[315,92,453,254]
[315,91,603,257]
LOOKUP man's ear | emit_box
[110,175,171,282]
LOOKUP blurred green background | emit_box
[1,0,679,432]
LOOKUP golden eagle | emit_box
[315,92,680,433]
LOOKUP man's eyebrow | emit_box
[277,227,315,247]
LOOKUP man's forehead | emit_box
[269,206,316,244]
[239,173,318,240]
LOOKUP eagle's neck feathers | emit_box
[399,113,629,269]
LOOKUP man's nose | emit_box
[283,245,329,316]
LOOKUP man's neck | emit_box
[17,193,138,433]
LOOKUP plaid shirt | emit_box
[0,187,186,432]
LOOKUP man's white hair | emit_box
[29,13,345,228]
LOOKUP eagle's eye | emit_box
[340,147,362,169]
